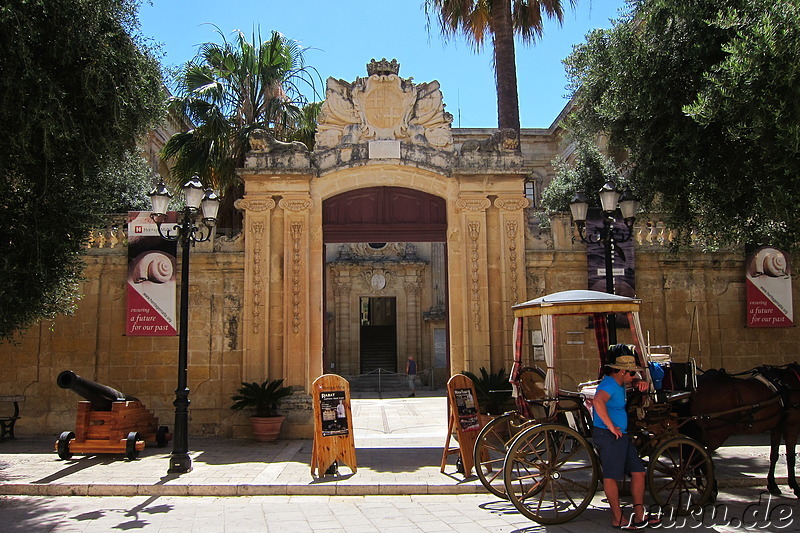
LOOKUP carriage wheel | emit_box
[647,437,715,515]
[503,423,598,524]
[156,426,169,447]
[473,412,536,499]
[126,432,141,460]
[57,431,75,460]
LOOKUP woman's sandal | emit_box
[633,504,663,528]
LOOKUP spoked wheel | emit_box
[126,432,141,460]
[473,412,535,499]
[57,431,75,460]
[503,423,599,524]
[647,437,715,515]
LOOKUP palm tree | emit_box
[162,27,319,230]
[425,0,573,131]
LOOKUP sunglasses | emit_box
[627,371,638,377]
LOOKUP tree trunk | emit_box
[492,0,521,132]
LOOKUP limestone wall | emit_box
[1,214,797,439]
[0,241,255,440]
[527,216,800,390]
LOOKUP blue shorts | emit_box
[592,427,644,480]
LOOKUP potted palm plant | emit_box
[231,379,294,442]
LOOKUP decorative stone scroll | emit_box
[494,197,530,211]
[279,197,313,212]
[456,197,492,212]
[316,59,453,150]
[234,198,276,212]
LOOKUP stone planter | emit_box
[250,415,284,442]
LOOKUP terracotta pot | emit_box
[250,415,284,442]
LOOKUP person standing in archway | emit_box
[406,355,417,397]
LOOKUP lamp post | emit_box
[569,181,639,345]
[149,176,220,474]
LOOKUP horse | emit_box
[686,363,800,497]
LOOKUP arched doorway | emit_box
[322,187,448,383]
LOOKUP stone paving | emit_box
[0,391,794,499]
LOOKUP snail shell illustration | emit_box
[752,248,788,278]
[130,251,174,284]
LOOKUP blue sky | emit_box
[139,0,627,129]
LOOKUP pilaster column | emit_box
[234,197,276,381]
[279,195,313,388]
[453,195,492,372]
[494,196,530,363]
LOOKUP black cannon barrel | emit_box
[56,370,137,411]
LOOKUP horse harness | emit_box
[689,366,797,428]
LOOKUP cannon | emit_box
[54,370,170,460]
[56,370,136,411]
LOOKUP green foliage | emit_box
[462,367,513,415]
[231,379,294,417]
[162,28,320,228]
[0,0,164,341]
[563,0,800,250]
[94,150,155,213]
[541,141,622,213]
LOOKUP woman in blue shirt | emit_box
[593,351,657,529]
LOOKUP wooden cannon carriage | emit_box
[54,370,170,460]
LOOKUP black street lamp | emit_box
[149,176,220,474]
[569,181,639,345]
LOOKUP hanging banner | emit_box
[586,213,636,327]
[126,211,178,336]
[746,246,793,327]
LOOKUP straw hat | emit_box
[607,355,645,372]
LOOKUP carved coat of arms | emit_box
[316,58,453,150]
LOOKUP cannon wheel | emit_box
[126,432,141,460]
[473,412,535,499]
[647,436,715,515]
[57,431,75,460]
[504,423,598,524]
[156,426,169,447]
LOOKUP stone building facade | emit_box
[0,60,797,439]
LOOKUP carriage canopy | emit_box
[510,290,649,402]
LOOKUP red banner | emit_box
[746,246,793,327]
[126,212,178,336]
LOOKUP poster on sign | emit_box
[746,246,793,328]
[126,211,178,336]
[319,390,348,437]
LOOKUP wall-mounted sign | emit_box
[746,246,793,327]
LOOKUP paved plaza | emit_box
[1,393,798,531]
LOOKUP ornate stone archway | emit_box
[235,60,528,434]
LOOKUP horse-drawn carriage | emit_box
[471,290,717,524]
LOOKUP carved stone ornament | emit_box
[278,197,313,212]
[456,197,492,212]
[494,197,530,211]
[316,59,453,150]
[234,198,276,212]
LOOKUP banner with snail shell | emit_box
[126,211,178,336]
[746,246,793,327]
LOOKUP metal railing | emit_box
[339,367,435,392]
